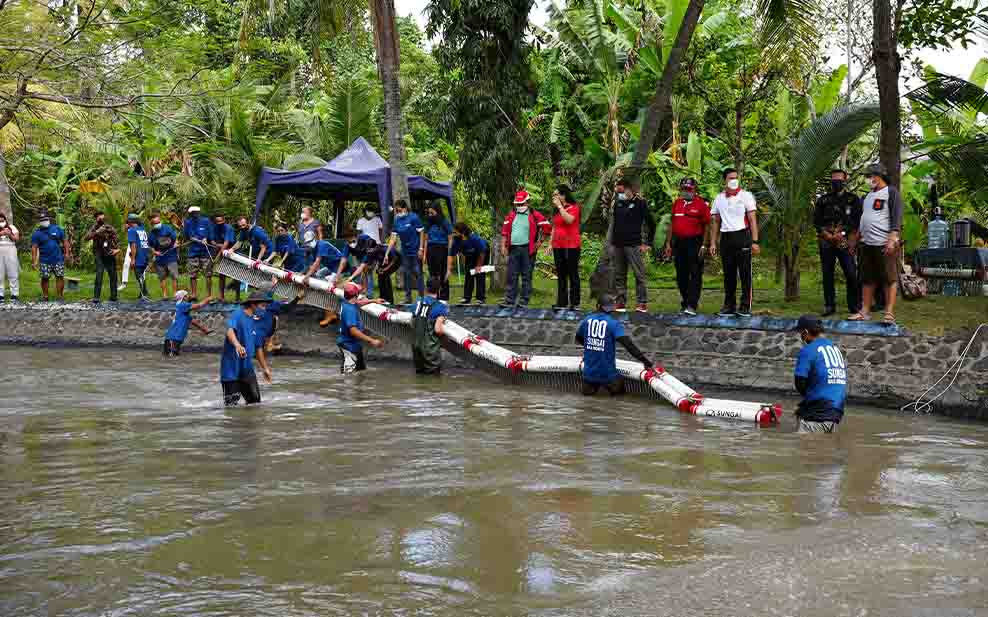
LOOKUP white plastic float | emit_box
[217,250,783,426]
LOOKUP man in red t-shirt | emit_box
[663,177,711,315]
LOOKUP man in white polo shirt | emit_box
[709,168,760,317]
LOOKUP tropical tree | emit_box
[756,104,880,300]
[370,0,411,207]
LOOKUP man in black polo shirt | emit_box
[814,169,862,317]
[609,179,655,313]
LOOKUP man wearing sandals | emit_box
[849,163,902,325]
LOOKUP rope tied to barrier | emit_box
[901,323,987,414]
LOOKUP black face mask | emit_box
[831,180,845,193]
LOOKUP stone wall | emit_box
[1,302,985,419]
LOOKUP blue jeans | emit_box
[401,253,424,301]
[504,246,533,307]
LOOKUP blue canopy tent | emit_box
[253,137,455,237]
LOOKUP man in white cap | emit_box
[183,205,214,299]
[163,290,213,357]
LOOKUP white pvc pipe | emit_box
[219,251,782,425]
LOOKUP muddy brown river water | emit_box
[0,347,986,616]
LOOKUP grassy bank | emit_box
[4,255,985,336]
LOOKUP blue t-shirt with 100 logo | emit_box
[578,312,625,383]
[794,336,847,421]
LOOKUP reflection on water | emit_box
[0,347,986,616]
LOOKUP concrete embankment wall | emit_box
[1,303,986,419]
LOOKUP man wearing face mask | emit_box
[339,226,378,297]
[148,213,179,299]
[182,205,215,299]
[384,199,426,304]
[500,190,551,310]
[356,206,383,244]
[298,207,323,269]
[709,168,759,317]
[609,179,655,313]
[31,213,70,302]
[0,211,21,302]
[849,162,903,324]
[84,211,121,303]
[663,177,710,315]
[236,216,273,262]
[814,169,862,317]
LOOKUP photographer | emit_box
[84,211,120,303]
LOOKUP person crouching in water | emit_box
[793,314,847,433]
[412,276,450,375]
[337,282,384,374]
[163,290,213,356]
[576,294,655,395]
[221,291,272,406]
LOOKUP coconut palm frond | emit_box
[928,134,988,194]
[755,0,819,74]
[790,104,881,212]
[326,78,375,158]
[282,153,328,171]
[905,72,988,118]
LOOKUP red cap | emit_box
[343,282,361,299]
[513,190,530,204]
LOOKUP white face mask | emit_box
[396,210,407,218]
[0,221,6,228]
[869,177,880,190]
[365,211,374,219]
[40,221,50,228]
[153,223,162,230]
[515,205,528,213]
[727,179,740,191]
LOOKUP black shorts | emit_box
[581,377,625,396]
[163,339,181,356]
[222,373,261,406]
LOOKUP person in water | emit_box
[253,276,306,354]
[163,290,213,357]
[793,314,847,433]
[220,291,270,406]
[411,276,450,375]
[337,282,384,374]
[576,294,655,396]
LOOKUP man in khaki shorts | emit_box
[849,162,902,325]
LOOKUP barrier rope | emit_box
[901,323,987,414]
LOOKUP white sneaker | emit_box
[684,307,697,316]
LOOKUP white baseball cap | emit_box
[174,290,189,301]
[188,206,201,213]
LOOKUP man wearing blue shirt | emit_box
[164,290,213,356]
[125,214,152,300]
[211,214,238,302]
[274,222,305,272]
[412,277,450,374]
[183,206,215,299]
[236,216,273,261]
[448,222,490,305]
[30,213,71,302]
[384,199,426,304]
[337,282,384,374]
[339,226,378,296]
[148,213,179,299]
[220,291,272,406]
[576,295,654,396]
[793,314,847,433]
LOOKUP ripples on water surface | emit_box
[0,347,986,616]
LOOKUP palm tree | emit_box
[756,104,880,300]
[370,0,410,209]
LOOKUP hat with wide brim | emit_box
[242,291,272,305]
[513,190,530,204]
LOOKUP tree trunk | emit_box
[733,103,744,173]
[872,0,901,188]
[0,153,10,223]
[783,239,801,301]
[629,0,705,176]
[370,0,410,225]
